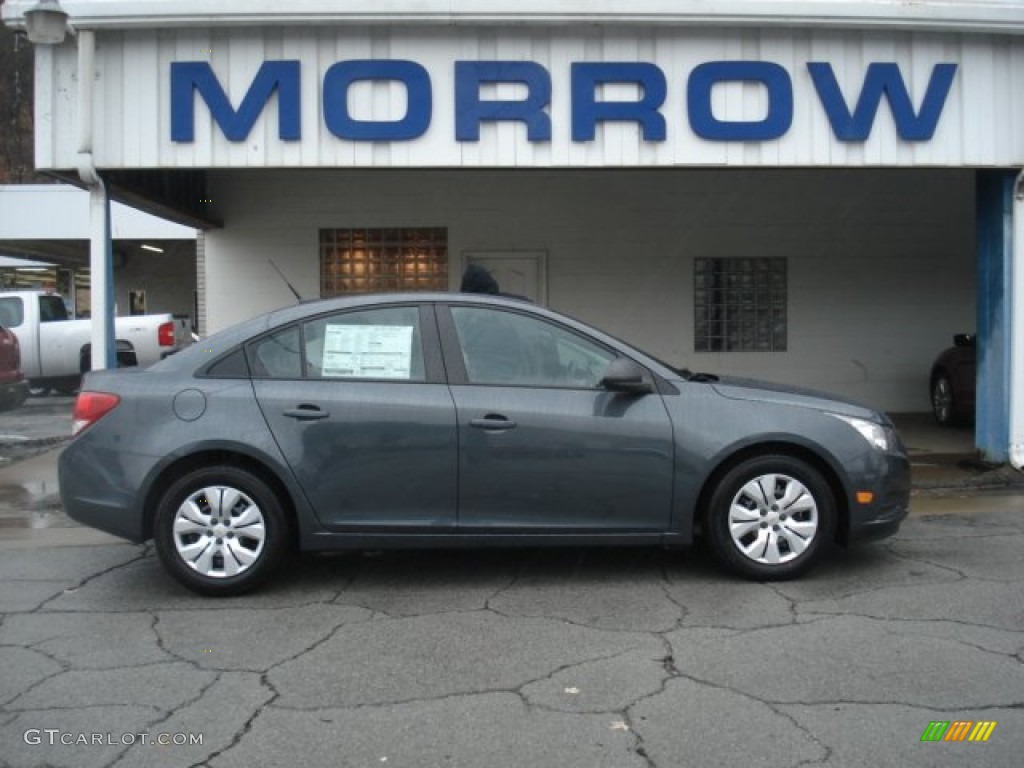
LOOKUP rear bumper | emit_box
[58,441,146,542]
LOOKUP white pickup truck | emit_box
[0,291,192,394]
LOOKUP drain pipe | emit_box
[1011,170,1024,470]
[75,28,115,371]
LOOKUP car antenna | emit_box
[268,259,303,303]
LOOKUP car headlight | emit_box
[831,414,895,452]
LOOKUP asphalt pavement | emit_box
[0,397,1022,767]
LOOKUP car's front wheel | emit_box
[707,455,835,580]
[153,466,290,596]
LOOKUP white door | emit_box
[462,251,547,305]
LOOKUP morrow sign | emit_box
[171,59,958,145]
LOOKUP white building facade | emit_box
[5,0,1024,458]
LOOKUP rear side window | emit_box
[248,326,302,379]
[0,298,24,328]
[203,348,250,378]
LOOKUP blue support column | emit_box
[975,171,1014,462]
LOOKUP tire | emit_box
[0,386,28,412]
[706,455,836,581]
[153,466,290,596]
[931,372,958,427]
[55,380,81,396]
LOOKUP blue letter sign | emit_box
[170,61,301,142]
[571,63,667,142]
[455,61,552,141]
[168,56,958,148]
[808,62,958,141]
[687,61,793,141]
[322,60,432,141]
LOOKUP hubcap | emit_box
[171,485,266,578]
[728,474,818,565]
[933,378,952,423]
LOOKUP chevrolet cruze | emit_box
[59,294,910,595]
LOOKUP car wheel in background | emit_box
[0,388,27,412]
[707,455,835,581]
[153,466,290,596]
[931,372,958,427]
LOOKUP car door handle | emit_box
[283,405,330,421]
[470,415,517,431]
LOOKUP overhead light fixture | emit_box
[24,0,70,45]
[140,244,165,253]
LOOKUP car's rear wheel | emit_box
[153,466,290,596]
[707,455,835,580]
[931,372,958,426]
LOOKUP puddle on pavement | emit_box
[0,480,69,530]
[0,509,75,529]
[911,488,1024,516]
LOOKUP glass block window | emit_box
[320,228,448,296]
[694,258,787,352]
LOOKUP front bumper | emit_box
[846,451,912,542]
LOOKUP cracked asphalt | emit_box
[1,500,1023,768]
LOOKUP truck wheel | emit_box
[153,466,291,596]
[707,455,835,581]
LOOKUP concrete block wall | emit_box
[204,168,975,412]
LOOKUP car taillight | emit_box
[72,392,121,436]
[158,321,175,347]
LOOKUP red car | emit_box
[0,321,28,412]
[930,334,976,426]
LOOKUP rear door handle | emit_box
[283,405,330,421]
[470,415,517,431]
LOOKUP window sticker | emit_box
[322,324,414,379]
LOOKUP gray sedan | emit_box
[59,294,910,595]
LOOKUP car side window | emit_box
[248,326,302,379]
[0,298,24,328]
[451,306,615,388]
[38,296,69,322]
[303,306,425,381]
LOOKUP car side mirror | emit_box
[599,357,653,394]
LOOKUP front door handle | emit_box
[470,415,517,431]
[283,405,330,421]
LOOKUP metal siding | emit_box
[7,1,1024,34]
[37,27,1024,170]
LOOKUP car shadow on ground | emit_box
[69,540,900,611]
